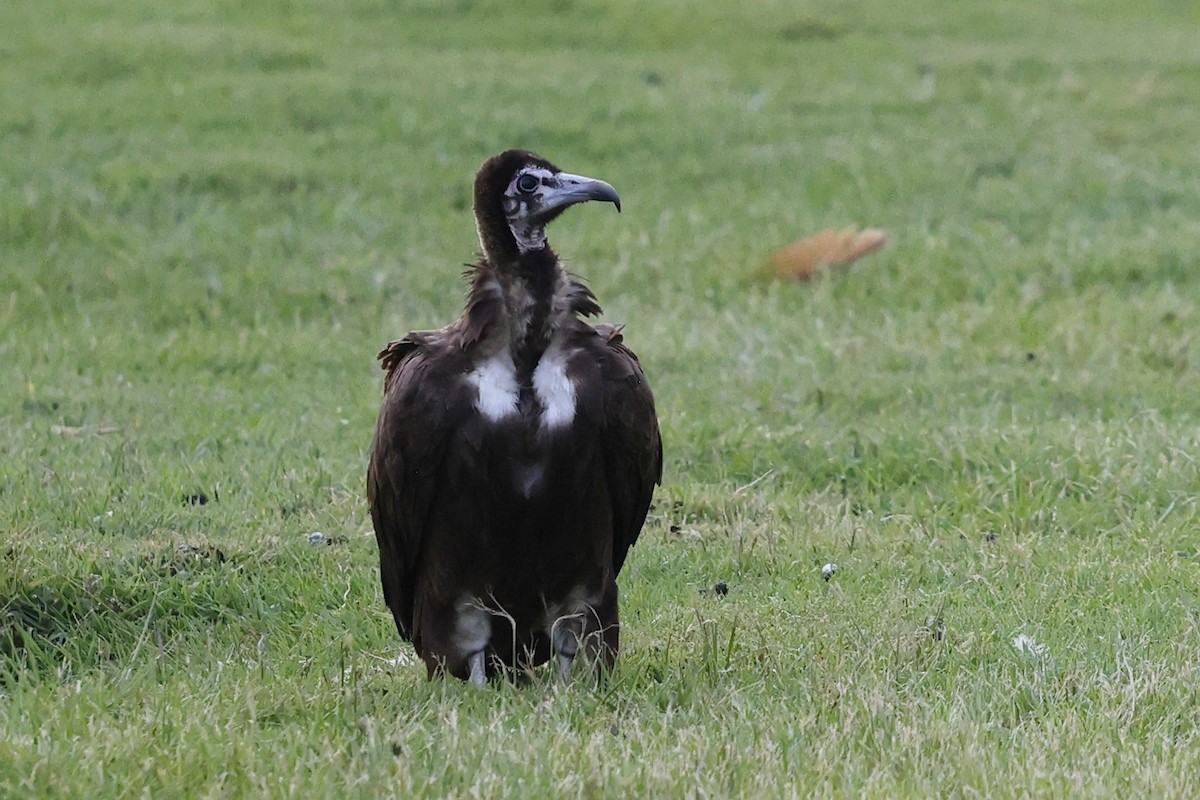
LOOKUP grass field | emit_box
[4,0,1200,796]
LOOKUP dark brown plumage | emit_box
[367,150,661,684]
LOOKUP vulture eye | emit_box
[516,174,540,194]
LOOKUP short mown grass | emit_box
[3,0,1200,796]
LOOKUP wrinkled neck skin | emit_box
[509,219,547,254]
[471,217,563,376]
[502,244,562,376]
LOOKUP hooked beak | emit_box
[532,172,621,220]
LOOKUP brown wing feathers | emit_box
[600,333,663,574]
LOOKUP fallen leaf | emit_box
[763,226,888,280]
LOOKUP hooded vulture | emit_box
[367,150,662,685]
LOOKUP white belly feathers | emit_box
[467,351,520,421]
[467,346,577,429]
[531,348,577,429]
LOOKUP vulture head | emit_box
[473,149,621,261]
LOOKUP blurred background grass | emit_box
[3,1,1200,796]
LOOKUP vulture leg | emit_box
[588,587,620,678]
[550,588,620,682]
[550,612,585,683]
[467,651,487,687]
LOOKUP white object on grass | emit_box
[1012,633,1048,657]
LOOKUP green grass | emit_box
[3,0,1200,796]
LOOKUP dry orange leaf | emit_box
[763,227,888,281]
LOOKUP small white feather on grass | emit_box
[1012,633,1048,657]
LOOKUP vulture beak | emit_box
[533,172,621,220]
